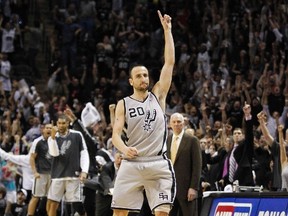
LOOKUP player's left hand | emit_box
[243,101,251,118]
[79,172,88,183]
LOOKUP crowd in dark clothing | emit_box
[1,0,288,215]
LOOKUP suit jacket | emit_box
[233,119,254,186]
[166,131,202,199]
[98,161,116,195]
[270,140,282,189]
[72,119,99,174]
[205,148,227,190]
[205,147,227,182]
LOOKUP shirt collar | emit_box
[173,129,184,140]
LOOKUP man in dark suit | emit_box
[95,152,152,216]
[221,102,254,187]
[167,113,202,216]
[96,151,122,216]
[64,107,100,216]
[231,102,255,186]
[205,140,228,191]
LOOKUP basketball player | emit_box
[28,123,53,216]
[46,114,89,216]
[111,10,175,216]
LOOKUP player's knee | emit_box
[72,202,86,215]
[46,199,51,212]
[47,199,58,212]
[154,204,171,215]
[113,209,129,216]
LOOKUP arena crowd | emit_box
[0,0,288,215]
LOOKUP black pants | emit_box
[95,193,113,216]
[170,197,198,216]
[83,187,96,216]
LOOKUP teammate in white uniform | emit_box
[111,10,175,216]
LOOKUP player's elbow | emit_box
[49,149,59,157]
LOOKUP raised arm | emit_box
[257,111,274,145]
[278,124,287,168]
[243,102,254,153]
[0,148,30,167]
[152,10,175,110]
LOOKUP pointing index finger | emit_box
[157,10,163,19]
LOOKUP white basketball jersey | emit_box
[123,92,167,157]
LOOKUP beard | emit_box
[135,83,149,92]
[58,128,67,135]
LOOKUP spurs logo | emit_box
[60,140,71,155]
[159,192,168,200]
[143,109,156,131]
[45,152,52,159]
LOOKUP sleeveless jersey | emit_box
[123,92,167,157]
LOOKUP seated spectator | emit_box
[10,189,28,216]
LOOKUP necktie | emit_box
[222,156,229,178]
[171,136,179,164]
[229,146,238,183]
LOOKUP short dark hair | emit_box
[233,127,243,134]
[129,63,145,78]
[58,113,68,121]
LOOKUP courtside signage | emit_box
[213,202,252,216]
[208,198,288,216]
[257,198,288,216]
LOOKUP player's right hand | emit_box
[51,126,58,139]
[157,10,172,30]
[34,172,40,179]
[109,104,116,111]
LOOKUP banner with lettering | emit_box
[209,197,288,216]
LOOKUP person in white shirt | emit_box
[0,147,33,201]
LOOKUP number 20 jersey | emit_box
[123,92,167,157]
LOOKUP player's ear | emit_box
[129,77,133,86]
